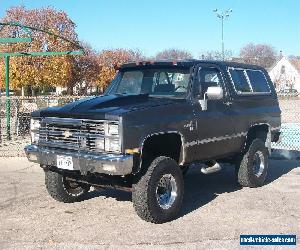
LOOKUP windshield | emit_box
[107,67,191,98]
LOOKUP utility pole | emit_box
[5,56,10,140]
[213,9,232,61]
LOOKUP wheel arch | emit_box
[244,123,271,153]
[138,131,185,173]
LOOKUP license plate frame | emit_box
[57,155,74,170]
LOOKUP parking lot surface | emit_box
[0,157,299,249]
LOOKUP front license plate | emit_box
[57,155,73,170]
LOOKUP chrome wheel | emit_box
[156,174,178,209]
[253,151,265,177]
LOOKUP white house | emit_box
[268,56,300,92]
[55,86,67,95]
[55,82,98,95]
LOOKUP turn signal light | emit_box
[125,148,140,154]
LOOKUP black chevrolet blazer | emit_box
[25,60,281,223]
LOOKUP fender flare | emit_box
[138,131,186,172]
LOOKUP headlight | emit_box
[105,138,120,152]
[106,123,119,136]
[103,122,120,152]
[30,119,40,144]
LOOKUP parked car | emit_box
[25,60,281,223]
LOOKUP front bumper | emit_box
[24,145,133,176]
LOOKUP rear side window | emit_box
[246,70,270,92]
[229,69,251,93]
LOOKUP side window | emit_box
[246,70,270,93]
[229,69,251,93]
[196,67,223,98]
[201,68,222,87]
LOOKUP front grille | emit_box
[39,119,116,151]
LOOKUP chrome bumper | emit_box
[24,145,133,176]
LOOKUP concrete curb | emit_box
[270,149,300,160]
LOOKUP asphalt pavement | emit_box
[0,157,299,249]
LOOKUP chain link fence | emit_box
[0,96,86,156]
[0,96,86,140]
[0,95,299,156]
[271,96,300,151]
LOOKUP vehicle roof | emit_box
[121,60,266,70]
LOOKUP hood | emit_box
[33,94,176,119]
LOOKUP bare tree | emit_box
[239,43,278,69]
[127,48,145,62]
[155,48,193,60]
[199,50,233,61]
[288,55,300,61]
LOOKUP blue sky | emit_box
[0,0,299,57]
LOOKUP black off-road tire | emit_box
[132,156,184,223]
[45,170,90,203]
[236,139,269,187]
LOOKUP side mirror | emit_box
[206,86,223,100]
[198,86,223,111]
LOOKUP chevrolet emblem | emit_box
[62,130,72,138]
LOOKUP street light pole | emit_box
[221,15,224,61]
[213,8,232,61]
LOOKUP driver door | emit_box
[191,65,237,161]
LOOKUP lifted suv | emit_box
[25,60,281,223]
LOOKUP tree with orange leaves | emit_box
[0,6,78,94]
[97,49,144,92]
[69,42,99,95]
